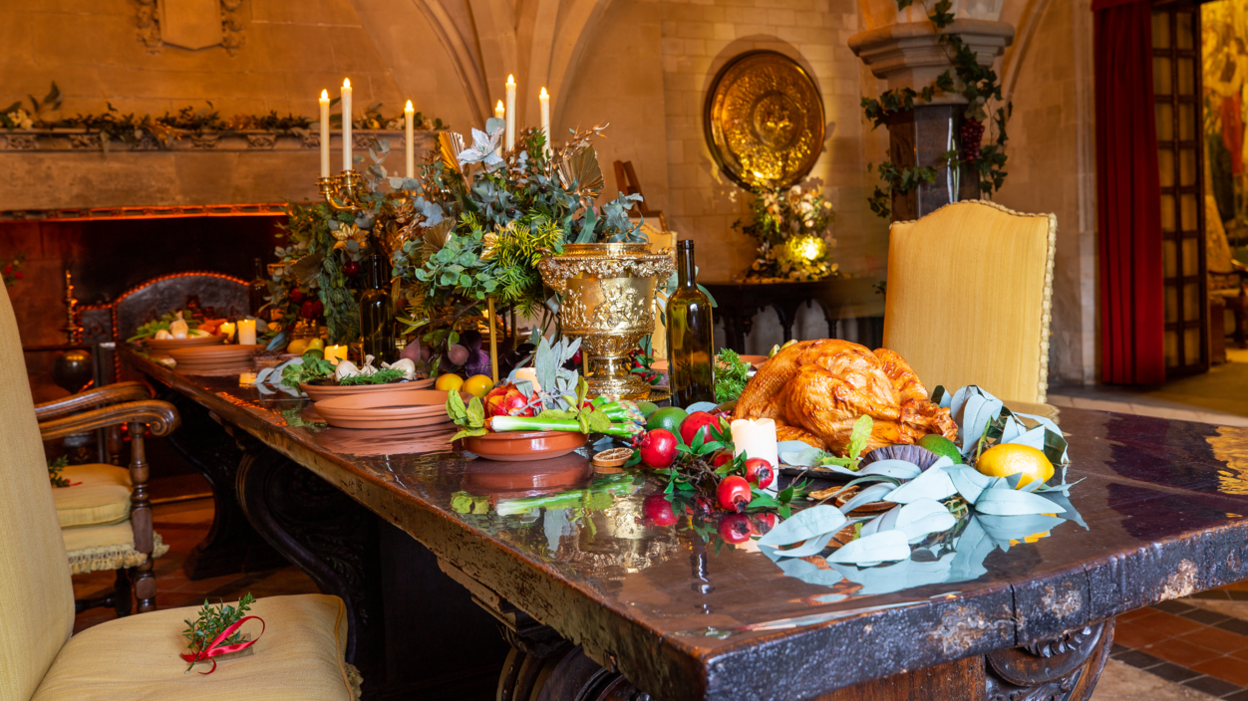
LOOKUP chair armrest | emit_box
[1232,259,1248,274]
[39,399,179,442]
[34,382,152,422]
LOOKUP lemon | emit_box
[976,444,1054,489]
[436,374,465,392]
[463,374,495,398]
[286,338,309,355]
[305,337,325,352]
[918,434,961,463]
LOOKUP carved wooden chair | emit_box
[884,199,1056,404]
[2,281,359,701]
[1206,195,1248,351]
[35,381,173,617]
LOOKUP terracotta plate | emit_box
[144,335,225,351]
[461,431,588,462]
[301,377,435,402]
[461,452,594,495]
[167,345,260,364]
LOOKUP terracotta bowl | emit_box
[461,431,588,462]
[461,452,594,495]
[301,377,435,402]
[144,335,225,351]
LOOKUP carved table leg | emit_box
[155,388,287,579]
[985,619,1116,701]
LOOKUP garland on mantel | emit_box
[1,82,446,151]
[861,0,1011,219]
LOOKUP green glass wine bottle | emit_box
[665,240,715,406]
[359,254,396,363]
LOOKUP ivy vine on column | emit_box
[861,0,1012,219]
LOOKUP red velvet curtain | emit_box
[1094,0,1165,384]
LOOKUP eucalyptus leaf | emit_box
[974,487,1066,516]
[685,401,718,414]
[858,459,922,480]
[781,446,825,468]
[893,499,959,543]
[827,530,910,566]
[885,465,956,504]
[757,505,847,548]
[947,464,993,504]
[838,483,896,513]
[769,530,838,559]
[977,514,1065,549]
[773,555,846,587]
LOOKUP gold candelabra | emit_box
[318,169,367,211]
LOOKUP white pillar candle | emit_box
[237,318,257,347]
[404,100,415,179]
[341,78,353,171]
[324,344,349,364]
[514,367,541,392]
[504,74,516,151]
[539,87,551,157]
[319,90,330,178]
[731,418,779,493]
[218,321,236,341]
[494,100,506,158]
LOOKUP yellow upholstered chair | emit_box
[1,289,357,701]
[883,199,1056,405]
[35,382,171,617]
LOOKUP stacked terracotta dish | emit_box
[144,335,225,351]
[165,345,261,375]
[301,377,436,402]
[313,389,458,430]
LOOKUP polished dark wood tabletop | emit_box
[126,348,1248,700]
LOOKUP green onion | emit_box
[489,415,642,438]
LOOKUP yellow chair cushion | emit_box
[52,464,131,528]
[62,521,170,575]
[32,594,355,701]
[884,200,1056,404]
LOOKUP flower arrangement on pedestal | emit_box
[733,185,838,282]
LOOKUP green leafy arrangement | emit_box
[732,185,838,281]
[279,352,336,390]
[127,311,203,342]
[268,202,364,347]
[182,593,255,673]
[338,368,405,385]
[48,456,70,488]
[714,349,751,404]
[861,0,1011,219]
[2,252,24,287]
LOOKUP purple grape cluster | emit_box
[960,118,985,163]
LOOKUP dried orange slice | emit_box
[592,447,634,468]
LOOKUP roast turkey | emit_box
[731,339,957,454]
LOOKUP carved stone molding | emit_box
[0,128,434,153]
[245,134,276,150]
[69,134,102,150]
[3,134,37,150]
[134,0,246,55]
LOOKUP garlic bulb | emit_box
[190,328,212,337]
[382,358,417,380]
[154,329,173,340]
[358,355,378,376]
[169,312,189,339]
[334,360,360,381]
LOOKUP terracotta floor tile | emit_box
[1115,620,1175,648]
[1191,656,1248,687]
[1179,626,1248,653]
[1142,638,1225,668]
[1118,608,1161,624]
[1142,611,1207,637]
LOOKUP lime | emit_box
[305,337,325,352]
[646,407,688,435]
[302,349,324,361]
[463,374,495,398]
[637,401,660,418]
[917,434,961,463]
[975,444,1054,489]
[436,374,464,392]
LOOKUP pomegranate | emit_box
[642,494,678,527]
[716,475,752,512]
[680,411,720,446]
[640,429,678,468]
[710,452,732,468]
[343,260,361,276]
[288,289,307,305]
[300,299,323,320]
[744,458,775,489]
[484,384,534,417]
[718,513,752,544]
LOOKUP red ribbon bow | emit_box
[180,615,265,675]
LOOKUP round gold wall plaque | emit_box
[704,51,825,189]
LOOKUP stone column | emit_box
[849,1,1014,221]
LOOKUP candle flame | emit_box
[540,87,549,100]
[506,74,516,87]
[343,78,351,89]
[495,100,505,112]
[320,89,329,101]
[405,100,413,112]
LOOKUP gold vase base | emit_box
[586,373,651,401]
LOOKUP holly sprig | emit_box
[182,593,255,673]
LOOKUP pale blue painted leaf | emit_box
[885,465,956,504]
[775,557,846,587]
[947,516,994,580]
[827,530,910,566]
[757,505,847,548]
[769,530,838,559]
[777,440,817,456]
[1015,413,1070,465]
[859,509,894,537]
[781,446,825,467]
[859,459,922,480]
[684,401,718,414]
[831,556,953,595]
[897,508,959,543]
[958,393,1004,456]
[1040,492,1087,529]
[838,483,896,513]
[978,514,1065,549]
[947,464,993,503]
[974,488,1066,516]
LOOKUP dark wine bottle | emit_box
[665,240,715,406]
[359,254,396,363]
[248,258,267,317]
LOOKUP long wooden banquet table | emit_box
[125,347,1248,701]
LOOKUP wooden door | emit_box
[1154,5,1210,376]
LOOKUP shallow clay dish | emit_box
[461,431,588,462]
[167,345,260,363]
[144,335,225,351]
[461,452,594,495]
[301,377,435,402]
[313,388,458,430]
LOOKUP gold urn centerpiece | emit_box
[539,243,675,400]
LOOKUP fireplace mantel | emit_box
[0,129,440,213]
